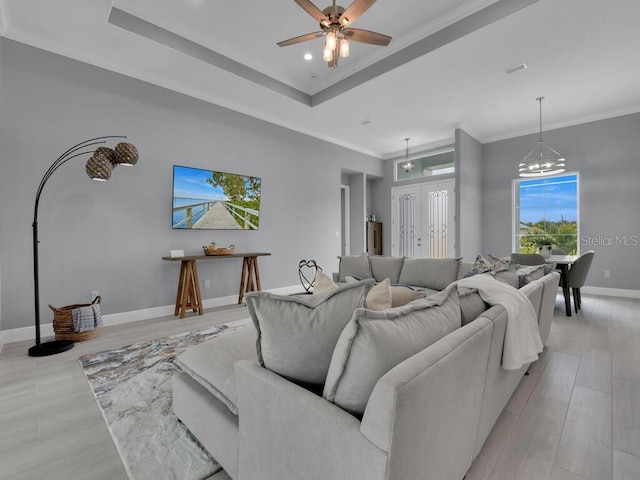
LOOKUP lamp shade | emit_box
[94,147,116,166]
[85,151,114,181]
[114,142,139,166]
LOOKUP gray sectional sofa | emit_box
[173,256,560,480]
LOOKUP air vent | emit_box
[504,62,528,75]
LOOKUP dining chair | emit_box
[566,250,595,313]
[510,253,547,265]
[551,247,567,255]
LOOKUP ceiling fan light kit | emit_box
[278,0,391,68]
[519,97,566,178]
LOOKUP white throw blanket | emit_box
[454,275,543,370]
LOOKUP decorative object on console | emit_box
[298,259,322,293]
[203,243,235,255]
[519,97,566,177]
[277,0,391,68]
[28,136,139,357]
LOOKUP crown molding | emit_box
[481,105,640,144]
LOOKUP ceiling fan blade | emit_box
[294,0,330,27]
[277,31,324,47]
[343,28,391,46]
[339,0,376,26]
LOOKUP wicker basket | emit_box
[49,296,101,342]
[203,244,235,256]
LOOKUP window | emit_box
[395,148,455,181]
[513,173,579,254]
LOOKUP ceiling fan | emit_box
[277,0,392,68]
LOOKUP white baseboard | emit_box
[581,286,640,299]
[0,285,304,349]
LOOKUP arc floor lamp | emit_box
[28,136,139,357]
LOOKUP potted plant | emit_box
[532,236,555,258]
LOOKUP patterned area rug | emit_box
[79,319,250,480]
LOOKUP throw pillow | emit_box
[337,254,372,282]
[389,285,426,307]
[398,258,462,290]
[365,278,392,311]
[323,286,461,416]
[492,262,519,289]
[314,270,338,294]
[516,264,546,286]
[369,256,405,284]
[458,288,489,326]
[246,279,374,385]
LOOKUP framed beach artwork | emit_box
[172,165,261,230]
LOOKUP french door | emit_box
[391,179,455,259]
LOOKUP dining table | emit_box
[546,254,578,316]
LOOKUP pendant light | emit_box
[519,97,566,177]
[401,138,414,172]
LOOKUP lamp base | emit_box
[28,340,74,357]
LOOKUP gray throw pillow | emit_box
[492,262,519,289]
[516,264,546,287]
[398,258,462,290]
[323,286,461,416]
[369,256,405,284]
[246,280,374,385]
[458,288,489,326]
[337,254,372,282]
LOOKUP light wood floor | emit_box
[1,294,639,480]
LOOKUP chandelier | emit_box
[400,138,414,172]
[519,97,566,177]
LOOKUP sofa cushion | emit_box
[492,262,519,289]
[398,258,461,290]
[369,256,405,284]
[337,254,372,282]
[458,287,489,326]
[175,323,256,415]
[346,275,426,307]
[390,285,426,307]
[516,264,546,286]
[323,286,461,416]
[246,280,373,385]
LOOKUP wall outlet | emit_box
[204,279,210,288]
[604,270,611,278]
[91,290,100,301]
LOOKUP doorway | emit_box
[391,179,455,258]
[340,185,351,256]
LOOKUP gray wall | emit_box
[482,112,640,290]
[0,40,382,332]
[349,173,366,254]
[455,129,483,260]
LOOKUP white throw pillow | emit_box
[313,270,338,294]
[365,278,392,311]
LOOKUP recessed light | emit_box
[304,53,313,61]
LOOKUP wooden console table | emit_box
[162,252,271,319]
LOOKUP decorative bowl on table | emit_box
[203,244,235,255]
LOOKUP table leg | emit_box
[174,261,187,317]
[176,259,203,319]
[238,257,249,304]
[238,256,262,304]
[190,260,203,315]
[558,264,572,316]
